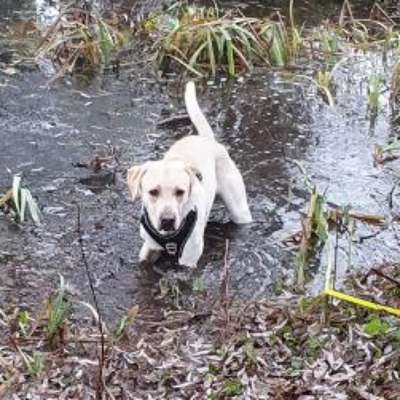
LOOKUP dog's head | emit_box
[127,159,200,233]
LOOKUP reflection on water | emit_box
[35,0,59,25]
[221,0,375,23]
[0,0,59,27]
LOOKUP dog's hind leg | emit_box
[216,150,252,224]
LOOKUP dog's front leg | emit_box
[178,228,204,268]
[139,227,163,265]
[139,241,161,265]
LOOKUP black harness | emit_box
[140,208,198,259]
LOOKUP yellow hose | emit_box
[324,288,400,317]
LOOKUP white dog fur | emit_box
[127,81,252,267]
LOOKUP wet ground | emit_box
[1,1,400,321]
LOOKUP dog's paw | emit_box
[232,212,253,224]
[178,254,201,269]
[177,258,198,269]
[139,243,161,264]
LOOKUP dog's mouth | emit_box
[159,227,177,234]
[158,217,178,233]
[141,208,198,258]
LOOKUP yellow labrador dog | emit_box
[127,81,252,268]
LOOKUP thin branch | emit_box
[371,267,400,288]
[156,113,191,129]
[76,204,105,399]
[219,239,231,328]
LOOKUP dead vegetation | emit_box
[1,262,400,399]
[35,2,127,79]
[374,141,400,166]
[3,0,400,85]
[154,2,301,77]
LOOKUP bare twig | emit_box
[0,189,12,208]
[333,224,339,290]
[76,204,105,399]
[371,267,400,288]
[339,0,354,27]
[156,113,191,128]
[388,184,397,211]
[369,3,394,25]
[219,239,231,328]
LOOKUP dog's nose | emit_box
[160,218,176,232]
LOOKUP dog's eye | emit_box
[149,189,160,197]
[175,189,185,197]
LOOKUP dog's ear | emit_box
[127,165,146,201]
[185,164,202,195]
[185,165,202,181]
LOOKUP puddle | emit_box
[1,0,400,321]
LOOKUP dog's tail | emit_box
[185,81,214,139]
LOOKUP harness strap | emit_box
[140,208,197,259]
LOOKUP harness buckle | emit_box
[165,242,178,256]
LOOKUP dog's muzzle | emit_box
[160,217,176,232]
[140,208,198,259]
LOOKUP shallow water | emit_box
[1,1,399,320]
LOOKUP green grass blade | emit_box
[98,19,114,64]
[169,54,204,77]
[272,25,286,66]
[211,28,225,65]
[324,236,333,291]
[227,39,234,75]
[25,190,41,225]
[232,26,254,60]
[220,27,234,76]
[231,42,252,71]
[189,41,208,69]
[12,175,21,215]
[206,30,216,76]
[47,275,69,339]
[19,188,27,223]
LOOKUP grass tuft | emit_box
[18,349,43,377]
[0,175,41,225]
[46,275,71,345]
[154,2,301,77]
[315,24,340,56]
[37,3,125,79]
[113,305,139,340]
[296,186,328,288]
[316,69,335,106]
